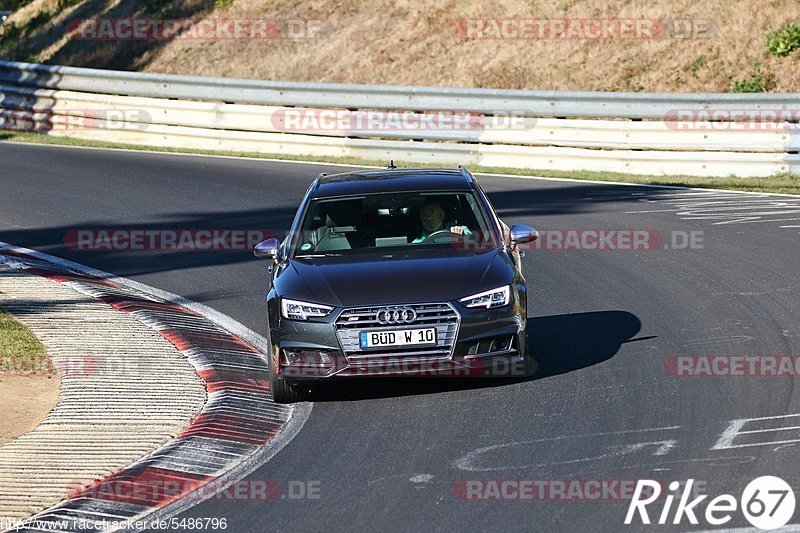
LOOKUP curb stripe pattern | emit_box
[0,248,293,532]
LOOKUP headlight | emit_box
[459,285,510,309]
[281,298,333,320]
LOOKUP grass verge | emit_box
[2,131,799,195]
[0,307,60,445]
[0,308,46,365]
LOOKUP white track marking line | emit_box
[454,426,681,472]
[622,209,682,213]
[712,414,800,450]
[737,425,800,434]
[692,217,800,225]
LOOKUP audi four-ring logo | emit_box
[376,307,417,324]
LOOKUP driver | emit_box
[412,200,471,243]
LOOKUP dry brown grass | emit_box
[1,0,799,91]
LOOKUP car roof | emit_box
[310,168,475,199]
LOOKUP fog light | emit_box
[466,335,515,356]
[282,349,334,367]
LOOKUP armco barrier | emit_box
[0,60,798,177]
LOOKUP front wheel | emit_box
[268,350,307,404]
[520,328,537,378]
[520,351,538,378]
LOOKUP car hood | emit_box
[276,248,514,307]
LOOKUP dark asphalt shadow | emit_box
[307,309,642,402]
[0,206,297,278]
[530,310,643,378]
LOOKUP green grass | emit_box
[0,308,53,377]
[682,55,706,78]
[0,309,45,359]
[731,62,776,93]
[766,23,800,57]
[1,130,799,195]
[731,73,771,93]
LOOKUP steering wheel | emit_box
[422,229,467,244]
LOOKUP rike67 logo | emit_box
[625,477,795,530]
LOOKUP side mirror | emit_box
[254,238,280,260]
[509,224,539,248]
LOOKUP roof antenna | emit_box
[387,160,397,170]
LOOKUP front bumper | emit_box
[269,299,528,379]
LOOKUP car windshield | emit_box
[292,191,497,257]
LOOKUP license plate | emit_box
[359,328,437,349]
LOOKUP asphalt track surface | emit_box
[2,142,800,532]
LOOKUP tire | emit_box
[520,328,537,378]
[520,351,538,378]
[268,349,307,404]
[269,372,306,403]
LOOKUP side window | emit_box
[475,184,508,243]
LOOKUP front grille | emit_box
[335,303,459,363]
